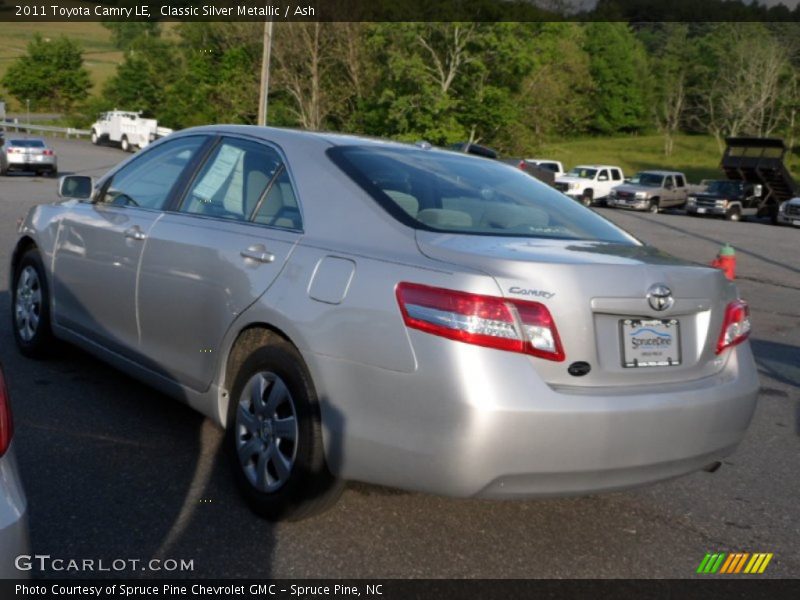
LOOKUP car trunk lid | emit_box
[416,231,736,388]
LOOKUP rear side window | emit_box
[675,175,686,187]
[611,169,622,181]
[181,138,282,221]
[329,146,636,243]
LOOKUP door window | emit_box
[181,138,282,221]
[101,136,206,210]
[598,169,609,181]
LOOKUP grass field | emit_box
[538,134,728,182]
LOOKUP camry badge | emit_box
[647,284,674,312]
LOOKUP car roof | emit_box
[636,170,682,176]
[8,138,45,143]
[178,125,416,150]
[571,165,620,170]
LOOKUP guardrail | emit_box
[1,118,90,138]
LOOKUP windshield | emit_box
[9,140,46,148]
[706,180,743,197]
[630,172,664,187]
[329,146,637,244]
[565,167,597,179]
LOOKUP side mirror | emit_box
[665,182,674,190]
[598,176,608,181]
[58,175,94,200]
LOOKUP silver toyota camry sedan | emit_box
[10,126,759,520]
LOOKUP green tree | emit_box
[584,22,649,134]
[102,22,161,50]
[1,34,91,113]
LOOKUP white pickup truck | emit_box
[554,164,625,206]
[90,111,173,152]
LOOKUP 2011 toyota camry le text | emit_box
[10,126,759,520]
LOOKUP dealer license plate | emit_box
[621,318,681,368]
[697,208,706,214]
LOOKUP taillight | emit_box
[43,149,54,156]
[7,148,19,154]
[396,282,565,361]
[0,365,13,458]
[518,160,526,170]
[716,299,751,354]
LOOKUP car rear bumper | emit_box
[313,336,759,498]
[6,156,57,170]
[0,445,30,578]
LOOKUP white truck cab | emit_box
[555,165,624,206]
[90,111,173,152]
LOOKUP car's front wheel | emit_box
[225,337,342,521]
[648,199,659,214]
[12,248,56,358]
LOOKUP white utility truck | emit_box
[90,111,173,152]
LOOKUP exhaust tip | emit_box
[703,461,722,473]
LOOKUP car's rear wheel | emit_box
[12,248,56,358]
[225,337,342,521]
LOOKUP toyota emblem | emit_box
[647,284,674,311]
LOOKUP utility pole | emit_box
[257,21,274,127]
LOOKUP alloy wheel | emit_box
[15,266,42,342]
[235,371,299,493]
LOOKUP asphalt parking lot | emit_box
[0,136,797,579]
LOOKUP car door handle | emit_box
[240,245,275,264]
[124,226,146,241]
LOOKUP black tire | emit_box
[12,248,56,359]
[225,336,342,521]
[581,190,593,207]
[49,169,58,178]
[648,199,659,214]
[726,206,741,222]
[121,135,130,152]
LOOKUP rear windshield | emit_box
[9,140,46,148]
[329,146,637,243]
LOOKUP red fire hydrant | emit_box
[710,243,736,280]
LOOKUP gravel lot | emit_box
[0,136,797,579]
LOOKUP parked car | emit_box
[12,126,759,521]
[0,363,30,577]
[1,138,57,176]
[686,180,763,221]
[522,159,564,178]
[555,165,625,206]
[609,170,699,213]
[775,196,800,227]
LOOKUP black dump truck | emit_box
[693,137,798,224]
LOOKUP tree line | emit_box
[3,21,800,156]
